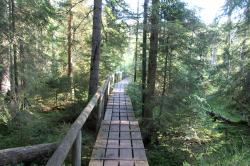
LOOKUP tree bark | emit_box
[88,0,102,98]
[8,0,14,94]
[87,0,102,131]
[67,0,73,78]
[19,39,25,89]
[143,0,159,143]
[159,36,168,117]
[141,0,149,115]
[67,0,74,100]
[11,0,18,95]
[226,13,232,78]
[134,0,140,83]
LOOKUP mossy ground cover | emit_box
[0,101,96,165]
[127,83,250,166]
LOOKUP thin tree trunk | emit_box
[8,0,14,94]
[67,0,73,77]
[226,13,232,78]
[141,0,149,115]
[11,0,18,94]
[88,0,102,98]
[0,57,3,92]
[67,0,74,100]
[168,49,172,90]
[134,0,140,82]
[19,39,25,90]
[159,37,169,117]
[143,0,159,142]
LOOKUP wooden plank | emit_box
[120,124,129,131]
[112,112,119,116]
[120,149,132,159]
[133,149,147,160]
[104,160,119,166]
[105,148,118,159]
[109,132,119,139]
[102,120,110,125]
[110,124,119,131]
[95,139,107,148]
[111,120,120,125]
[112,116,120,120]
[120,113,127,116]
[120,116,128,120]
[107,140,119,148]
[132,140,144,148]
[89,160,103,166]
[104,109,112,120]
[130,125,140,131]
[120,121,129,125]
[113,109,120,112]
[135,161,149,166]
[91,148,106,159]
[131,132,142,139]
[100,124,109,131]
[97,131,109,139]
[120,140,131,148]
[120,132,130,139]
[120,161,134,166]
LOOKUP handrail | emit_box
[46,73,121,166]
[0,72,122,166]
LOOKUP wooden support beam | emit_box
[72,131,82,166]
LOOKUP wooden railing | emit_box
[0,72,123,166]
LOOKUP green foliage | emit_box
[127,82,142,117]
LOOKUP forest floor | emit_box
[127,83,250,166]
[0,101,96,165]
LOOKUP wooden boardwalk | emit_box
[89,79,149,166]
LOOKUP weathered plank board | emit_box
[89,79,148,166]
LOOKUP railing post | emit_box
[72,131,82,166]
[107,77,111,95]
[98,94,104,124]
[111,74,115,86]
[104,78,110,109]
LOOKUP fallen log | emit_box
[0,142,57,165]
[206,111,248,126]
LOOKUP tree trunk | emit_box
[19,39,25,90]
[159,37,169,117]
[226,13,232,78]
[67,0,73,78]
[8,0,14,94]
[141,0,149,115]
[168,49,172,90]
[87,0,102,131]
[88,0,102,98]
[11,0,18,95]
[134,0,140,82]
[67,0,74,100]
[0,57,3,92]
[143,0,159,143]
